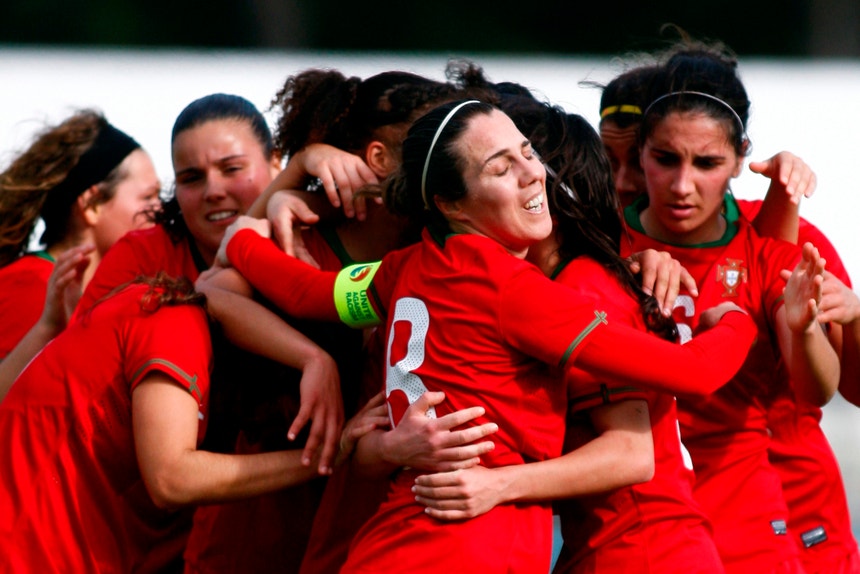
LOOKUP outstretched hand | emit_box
[291,349,344,476]
[41,244,94,332]
[748,151,816,205]
[779,242,826,335]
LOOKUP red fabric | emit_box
[553,257,722,574]
[738,199,851,286]
[229,228,757,572]
[77,225,202,316]
[740,199,860,571]
[0,254,52,359]
[0,284,212,573]
[298,326,390,574]
[622,209,804,573]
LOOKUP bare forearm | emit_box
[491,430,654,504]
[351,429,400,478]
[753,181,799,242]
[149,448,318,509]
[787,325,840,406]
[205,284,330,371]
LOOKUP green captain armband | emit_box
[333,261,383,328]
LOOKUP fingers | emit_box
[269,192,320,256]
[750,152,817,203]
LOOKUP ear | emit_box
[268,151,284,179]
[433,195,466,223]
[732,139,750,178]
[77,186,101,227]
[365,141,395,179]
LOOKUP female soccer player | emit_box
[0,110,160,398]
[200,100,761,573]
[622,48,840,573]
[601,43,859,573]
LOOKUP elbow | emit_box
[629,451,655,484]
[143,470,196,511]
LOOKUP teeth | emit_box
[524,196,543,211]
[207,211,237,222]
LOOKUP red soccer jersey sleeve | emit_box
[0,254,53,359]
[0,284,212,573]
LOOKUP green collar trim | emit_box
[623,193,740,248]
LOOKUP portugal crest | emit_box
[717,258,747,297]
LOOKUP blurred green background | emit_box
[1,0,858,56]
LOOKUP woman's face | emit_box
[172,118,279,263]
[600,119,646,208]
[91,149,161,255]
[640,111,742,245]
[444,109,551,259]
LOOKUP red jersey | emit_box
[552,258,723,574]
[77,225,204,315]
[227,227,758,573]
[622,196,804,573]
[0,284,212,573]
[0,253,53,359]
[738,200,860,572]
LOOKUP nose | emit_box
[669,164,694,197]
[520,155,546,188]
[202,172,228,201]
[614,163,637,194]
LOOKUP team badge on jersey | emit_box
[717,258,747,297]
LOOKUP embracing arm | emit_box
[133,374,320,509]
[214,224,341,321]
[201,281,344,473]
[351,391,498,478]
[571,304,757,396]
[412,399,653,520]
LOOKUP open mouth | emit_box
[207,210,238,222]
[524,194,544,213]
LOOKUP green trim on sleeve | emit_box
[333,261,383,328]
[559,310,608,368]
[131,358,201,402]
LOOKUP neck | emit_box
[335,203,414,261]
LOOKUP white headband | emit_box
[643,90,747,140]
[420,100,481,210]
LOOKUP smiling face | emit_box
[172,118,278,264]
[441,109,551,258]
[639,111,743,245]
[600,119,646,208]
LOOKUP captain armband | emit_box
[333,262,383,328]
